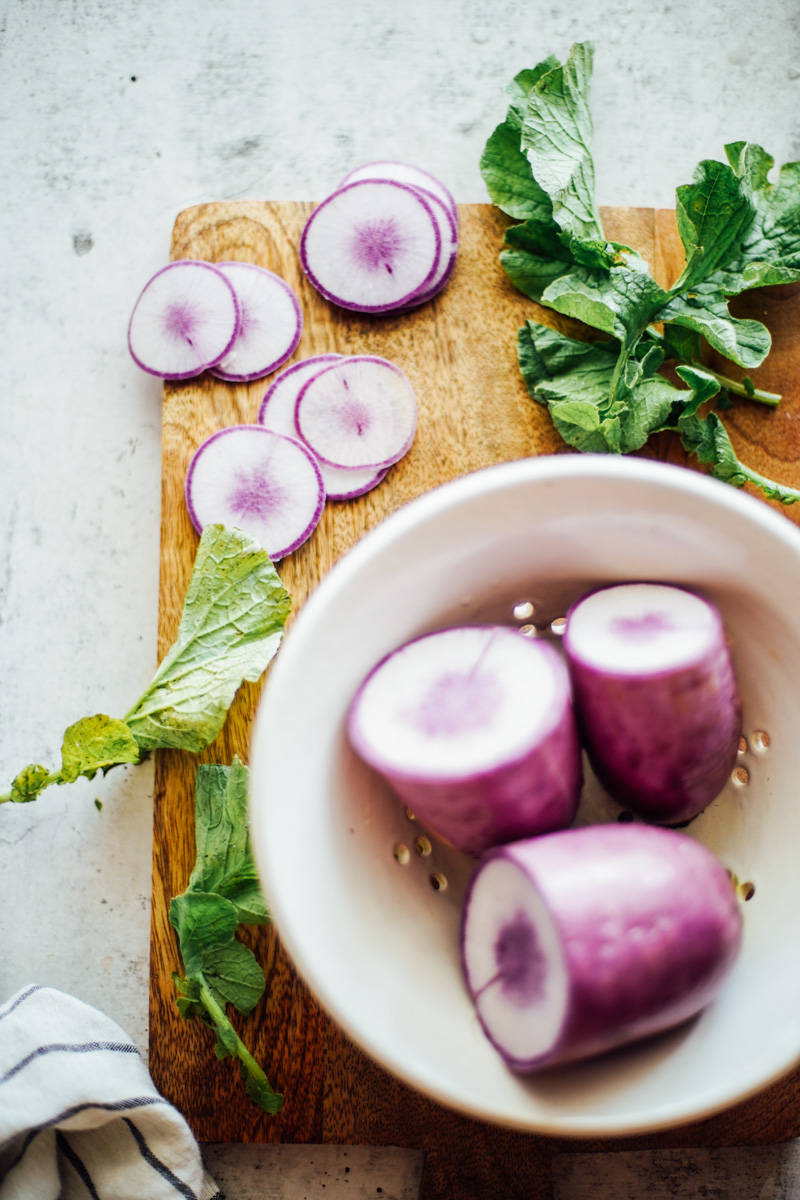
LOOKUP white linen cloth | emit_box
[0,985,221,1200]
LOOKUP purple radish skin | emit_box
[300,181,442,313]
[340,160,458,229]
[347,626,582,854]
[563,583,742,824]
[128,259,240,380]
[259,355,389,499]
[461,824,743,1071]
[185,425,325,561]
[295,355,417,471]
[209,262,302,382]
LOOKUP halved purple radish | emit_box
[300,181,441,313]
[347,626,582,854]
[258,355,389,500]
[461,824,743,1072]
[185,425,324,561]
[296,356,417,471]
[340,160,458,230]
[563,583,742,824]
[209,262,302,382]
[128,260,240,379]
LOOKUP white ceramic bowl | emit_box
[250,455,800,1136]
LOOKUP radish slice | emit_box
[347,626,582,853]
[296,356,417,471]
[396,189,457,307]
[128,260,240,379]
[300,181,441,313]
[185,425,324,561]
[340,161,458,229]
[258,355,388,499]
[563,583,741,824]
[461,824,743,1071]
[209,262,302,382]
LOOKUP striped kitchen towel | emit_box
[0,985,222,1200]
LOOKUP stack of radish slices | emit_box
[128,259,302,381]
[347,584,745,1073]
[186,354,417,559]
[301,162,458,313]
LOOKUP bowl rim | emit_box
[250,454,800,1136]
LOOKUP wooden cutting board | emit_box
[150,202,800,1200]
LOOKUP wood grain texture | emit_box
[150,202,800,1198]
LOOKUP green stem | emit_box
[645,326,781,407]
[197,977,282,1112]
[0,771,61,805]
[700,366,781,407]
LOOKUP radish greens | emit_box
[1,524,291,805]
[171,757,282,1113]
[483,42,800,502]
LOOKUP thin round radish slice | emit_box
[461,825,743,1072]
[258,355,389,499]
[563,583,742,824]
[296,356,417,471]
[347,626,582,853]
[300,181,441,313]
[128,260,240,379]
[394,254,457,313]
[185,426,324,561]
[340,160,458,229]
[209,262,302,382]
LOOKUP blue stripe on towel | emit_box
[123,1118,199,1199]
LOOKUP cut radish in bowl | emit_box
[296,356,417,471]
[300,181,441,313]
[347,625,582,853]
[461,824,743,1072]
[563,583,742,824]
[340,160,458,229]
[259,355,388,499]
[128,259,240,379]
[185,425,324,561]
[209,262,302,382]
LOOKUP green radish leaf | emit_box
[673,158,755,292]
[661,287,771,369]
[520,42,604,244]
[125,525,291,753]
[170,891,239,976]
[202,939,266,1016]
[59,714,141,783]
[189,757,271,925]
[8,764,52,804]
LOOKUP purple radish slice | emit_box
[209,262,302,382]
[300,181,441,313]
[128,260,240,379]
[563,583,742,824]
[461,824,743,1072]
[340,160,458,229]
[185,425,324,561]
[258,355,388,499]
[347,626,582,854]
[295,356,417,471]
[394,254,458,314]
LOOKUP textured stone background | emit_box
[1,0,798,1128]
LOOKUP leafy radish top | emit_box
[483,41,800,504]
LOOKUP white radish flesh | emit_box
[295,356,417,471]
[128,260,240,379]
[347,626,582,853]
[563,584,741,824]
[185,425,324,561]
[461,824,743,1071]
[340,160,458,229]
[209,262,302,382]
[300,181,441,312]
[258,356,388,499]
